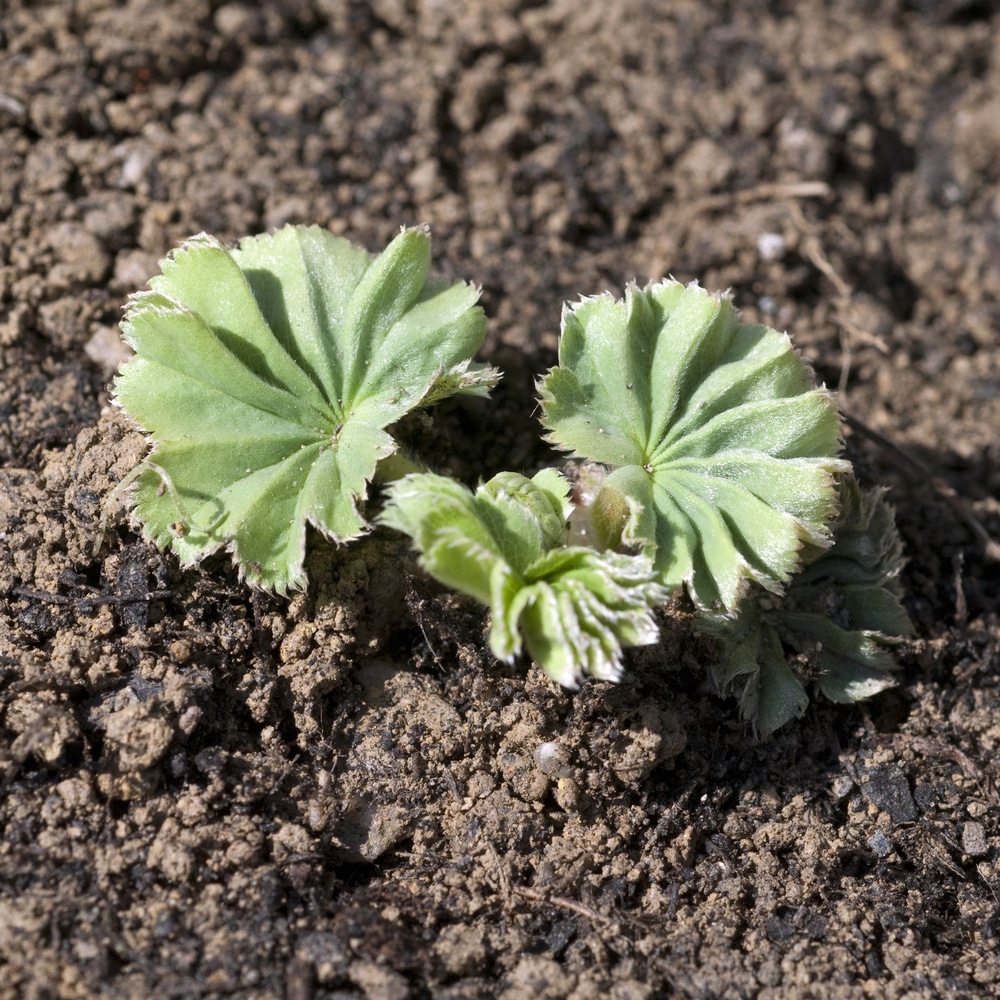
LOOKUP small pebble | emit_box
[534,741,570,777]
[867,829,892,857]
[757,232,786,261]
[962,821,988,858]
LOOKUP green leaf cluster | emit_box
[114,225,497,592]
[381,471,667,687]
[699,476,914,736]
[112,226,912,735]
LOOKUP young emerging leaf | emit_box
[113,225,498,592]
[700,477,913,737]
[380,471,667,687]
[539,281,849,611]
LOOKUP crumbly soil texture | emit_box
[2,1,1000,997]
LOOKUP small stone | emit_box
[861,764,917,824]
[867,829,893,857]
[962,821,988,857]
[534,741,569,777]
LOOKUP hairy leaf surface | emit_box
[701,478,913,736]
[114,225,497,591]
[381,471,667,687]
[540,280,848,610]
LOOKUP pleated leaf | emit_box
[540,280,848,610]
[700,478,913,736]
[380,471,667,687]
[114,225,497,592]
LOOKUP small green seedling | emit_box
[381,469,666,686]
[112,225,912,733]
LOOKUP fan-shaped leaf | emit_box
[540,280,848,610]
[114,225,498,592]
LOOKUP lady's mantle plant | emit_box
[113,224,912,734]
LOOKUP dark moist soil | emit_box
[2,1,1000,997]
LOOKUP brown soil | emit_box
[2,1,999,997]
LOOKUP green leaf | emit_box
[697,599,809,738]
[114,225,498,591]
[700,477,913,736]
[540,280,848,610]
[379,473,512,606]
[380,471,667,687]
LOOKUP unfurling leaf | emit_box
[114,225,498,592]
[380,471,668,687]
[539,280,849,611]
[700,477,913,736]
